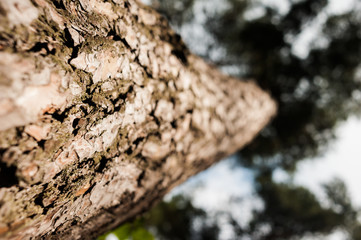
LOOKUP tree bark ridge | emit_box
[0,0,276,239]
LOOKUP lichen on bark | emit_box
[0,0,276,239]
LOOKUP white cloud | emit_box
[326,0,357,15]
[105,233,119,240]
[294,116,361,206]
[166,156,263,231]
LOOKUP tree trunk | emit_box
[0,0,276,239]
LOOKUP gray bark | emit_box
[0,0,276,239]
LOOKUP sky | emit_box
[165,156,261,239]
[271,117,361,208]
[294,116,361,206]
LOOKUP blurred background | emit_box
[100,0,361,239]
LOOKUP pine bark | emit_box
[0,0,276,239]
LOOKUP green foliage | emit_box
[100,195,218,240]
[143,195,219,240]
[98,220,154,240]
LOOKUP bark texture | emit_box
[0,0,276,239]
